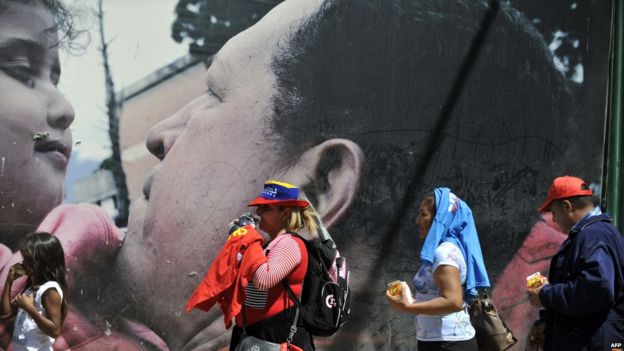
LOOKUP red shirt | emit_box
[186,226,266,328]
[236,234,308,326]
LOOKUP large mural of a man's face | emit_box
[72,0,608,350]
[105,1,323,349]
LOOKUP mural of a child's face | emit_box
[109,0,323,348]
[0,2,74,243]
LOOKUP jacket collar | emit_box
[569,212,611,235]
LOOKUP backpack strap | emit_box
[283,231,308,299]
[282,232,312,310]
[286,231,306,244]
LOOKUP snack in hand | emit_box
[387,281,415,304]
[387,281,402,296]
[527,272,546,288]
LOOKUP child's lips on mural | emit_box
[34,137,72,169]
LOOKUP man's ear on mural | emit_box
[283,138,364,228]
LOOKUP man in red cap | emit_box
[527,176,624,350]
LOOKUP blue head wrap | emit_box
[419,187,490,298]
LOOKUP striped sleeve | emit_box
[252,235,302,290]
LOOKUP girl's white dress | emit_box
[12,281,63,351]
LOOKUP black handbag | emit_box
[235,307,303,351]
[234,335,303,351]
[469,290,517,351]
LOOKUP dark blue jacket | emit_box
[538,213,624,350]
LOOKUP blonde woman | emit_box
[230,180,318,351]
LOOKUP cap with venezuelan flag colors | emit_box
[247,180,310,208]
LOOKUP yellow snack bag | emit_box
[527,272,545,288]
[387,281,402,296]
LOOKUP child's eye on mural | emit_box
[50,68,60,86]
[0,63,37,88]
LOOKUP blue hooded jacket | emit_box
[419,187,490,298]
[538,212,624,350]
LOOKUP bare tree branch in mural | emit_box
[96,0,130,227]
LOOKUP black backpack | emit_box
[284,232,351,337]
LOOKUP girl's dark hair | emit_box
[422,194,436,215]
[0,0,82,51]
[19,231,68,321]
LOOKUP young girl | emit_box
[0,232,67,351]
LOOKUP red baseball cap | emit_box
[538,176,593,212]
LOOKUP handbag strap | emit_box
[471,289,496,311]
[468,289,490,306]
[283,280,301,343]
[480,289,490,298]
[241,305,248,335]
[287,306,300,343]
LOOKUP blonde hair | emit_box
[285,206,318,236]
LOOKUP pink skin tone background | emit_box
[492,213,566,350]
[0,204,165,351]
